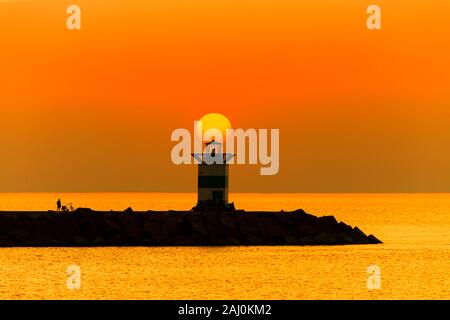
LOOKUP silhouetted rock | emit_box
[73,208,94,214]
[337,232,354,244]
[298,224,318,236]
[317,215,338,225]
[367,234,382,244]
[124,207,133,214]
[0,209,382,247]
[315,232,338,245]
[351,226,369,243]
[189,214,208,236]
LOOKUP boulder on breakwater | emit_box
[0,208,382,247]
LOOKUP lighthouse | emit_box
[192,139,234,209]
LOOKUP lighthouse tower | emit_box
[192,140,233,209]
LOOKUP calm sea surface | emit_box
[0,193,448,299]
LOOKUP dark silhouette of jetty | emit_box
[0,207,381,247]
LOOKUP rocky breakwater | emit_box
[0,208,382,246]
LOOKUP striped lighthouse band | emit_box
[198,163,229,189]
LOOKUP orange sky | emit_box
[1,0,450,192]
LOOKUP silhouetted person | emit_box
[57,199,61,212]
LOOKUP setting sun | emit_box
[195,113,232,143]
